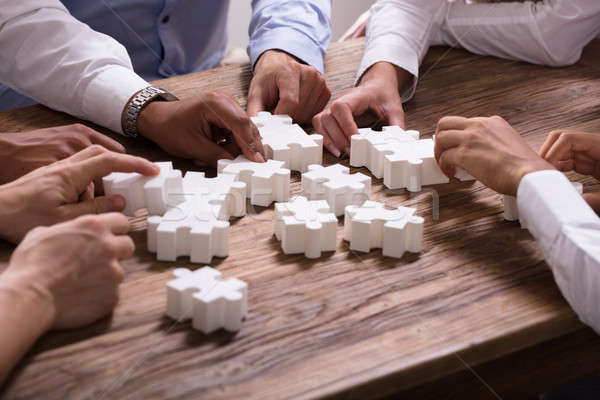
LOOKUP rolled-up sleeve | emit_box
[518,170,600,333]
[0,0,148,134]
[248,0,331,74]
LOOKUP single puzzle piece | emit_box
[180,172,247,219]
[251,111,323,172]
[504,181,583,222]
[301,164,371,216]
[274,196,338,259]
[166,267,247,334]
[344,201,424,258]
[350,127,474,191]
[147,194,229,263]
[103,161,183,216]
[217,155,290,207]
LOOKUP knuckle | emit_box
[88,144,108,154]
[81,215,105,231]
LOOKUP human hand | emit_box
[0,124,125,184]
[540,130,600,210]
[0,145,159,243]
[434,116,554,195]
[0,213,133,329]
[312,62,406,157]
[247,50,331,124]
[138,93,265,166]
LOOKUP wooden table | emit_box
[1,38,600,400]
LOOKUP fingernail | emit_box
[109,195,125,211]
[255,152,266,163]
[327,144,341,158]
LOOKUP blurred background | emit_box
[226,0,376,50]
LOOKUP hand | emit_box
[247,50,330,124]
[0,145,159,243]
[0,213,132,329]
[434,116,554,195]
[0,124,125,184]
[312,62,407,157]
[540,130,600,211]
[138,93,265,166]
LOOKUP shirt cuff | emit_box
[517,170,596,254]
[81,65,149,134]
[356,43,419,102]
[248,27,325,74]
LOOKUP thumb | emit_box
[247,82,268,117]
[62,195,126,219]
[583,192,600,213]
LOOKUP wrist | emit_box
[255,49,302,71]
[137,101,172,143]
[0,272,55,333]
[516,160,556,191]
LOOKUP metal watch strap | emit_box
[124,86,177,137]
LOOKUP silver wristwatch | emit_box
[123,86,178,137]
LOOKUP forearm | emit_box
[249,0,331,73]
[518,171,600,333]
[437,0,600,67]
[0,277,54,384]
[0,1,148,134]
[357,0,448,101]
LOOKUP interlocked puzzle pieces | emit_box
[301,164,371,216]
[344,201,424,258]
[147,194,230,264]
[274,196,337,259]
[218,155,290,207]
[504,181,583,222]
[251,111,323,172]
[166,267,247,334]
[181,172,246,220]
[350,126,474,191]
[103,161,183,216]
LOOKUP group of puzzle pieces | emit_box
[104,115,498,334]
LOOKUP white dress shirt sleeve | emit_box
[0,0,149,134]
[358,0,600,102]
[518,170,600,334]
[357,0,448,102]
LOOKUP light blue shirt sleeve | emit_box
[248,0,331,74]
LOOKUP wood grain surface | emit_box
[1,38,600,399]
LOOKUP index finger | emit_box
[436,116,470,134]
[273,71,300,115]
[69,152,160,194]
[434,130,467,163]
[89,130,126,153]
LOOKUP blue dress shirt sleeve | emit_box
[248,0,331,74]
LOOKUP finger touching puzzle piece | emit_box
[274,196,338,259]
[350,127,474,191]
[103,161,183,216]
[251,111,323,172]
[166,267,247,334]
[344,201,423,258]
[301,164,371,216]
[218,155,290,207]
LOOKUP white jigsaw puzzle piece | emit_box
[147,193,229,264]
[344,201,424,258]
[166,267,247,334]
[103,161,183,216]
[217,155,290,207]
[301,164,371,216]
[180,172,247,219]
[251,111,323,172]
[350,127,474,191]
[504,181,583,223]
[274,196,338,259]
